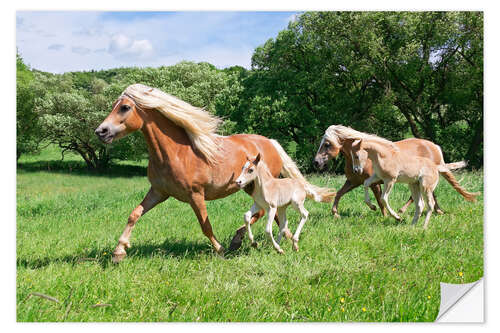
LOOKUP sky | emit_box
[16,11,298,73]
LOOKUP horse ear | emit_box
[253,153,261,165]
[353,139,362,147]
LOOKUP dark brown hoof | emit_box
[228,233,244,251]
[251,242,258,248]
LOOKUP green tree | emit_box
[16,53,40,161]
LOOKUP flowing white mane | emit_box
[324,125,398,150]
[123,84,222,164]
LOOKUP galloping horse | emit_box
[313,125,467,218]
[349,137,479,228]
[95,84,333,262]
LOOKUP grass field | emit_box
[16,147,483,322]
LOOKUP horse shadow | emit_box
[17,237,253,271]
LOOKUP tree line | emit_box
[17,11,483,172]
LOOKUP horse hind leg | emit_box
[331,180,358,218]
[292,200,309,252]
[422,189,435,230]
[409,184,423,225]
[433,192,444,215]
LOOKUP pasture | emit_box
[17,147,483,322]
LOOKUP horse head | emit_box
[95,94,144,144]
[314,137,341,170]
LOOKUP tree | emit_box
[16,53,40,161]
[229,12,483,171]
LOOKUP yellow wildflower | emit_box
[362,307,366,312]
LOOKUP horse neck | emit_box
[140,109,192,164]
[363,140,395,162]
[253,163,274,197]
[340,143,353,165]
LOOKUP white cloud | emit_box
[108,33,154,59]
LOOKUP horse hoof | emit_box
[228,234,243,251]
[436,209,444,215]
[293,243,299,252]
[277,249,285,255]
[284,229,293,240]
[251,242,258,248]
[112,252,127,264]
[370,206,377,211]
[333,212,341,219]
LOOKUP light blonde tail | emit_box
[270,139,336,203]
[437,165,480,202]
[444,160,467,171]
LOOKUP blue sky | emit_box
[16,11,298,73]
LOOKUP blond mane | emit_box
[324,125,398,150]
[123,84,222,164]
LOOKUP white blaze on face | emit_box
[316,137,326,155]
[236,161,251,184]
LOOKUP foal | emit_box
[349,138,479,229]
[235,154,328,253]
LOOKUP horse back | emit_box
[395,138,444,165]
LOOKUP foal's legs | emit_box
[276,207,289,245]
[363,174,380,211]
[371,183,387,217]
[244,203,261,247]
[409,184,423,225]
[292,200,309,252]
[381,179,401,221]
[112,188,168,263]
[399,191,444,215]
[189,192,224,255]
[422,188,435,230]
[265,207,283,254]
[331,179,359,218]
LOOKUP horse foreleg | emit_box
[371,183,387,217]
[381,179,401,221]
[229,209,292,251]
[244,203,261,248]
[363,174,379,211]
[331,180,358,218]
[112,188,168,263]
[265,207,283,254]
[189,192,224,255]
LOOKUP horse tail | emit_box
[437,165,480,202]
[444,160,468,171]
[270,139,336,203]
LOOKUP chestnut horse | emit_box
[95,84,334,262]
[313,125,467,218]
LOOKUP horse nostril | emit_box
[313,160,320,169]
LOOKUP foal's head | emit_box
[348,139,368,175]
[95,95,144,144]
[235,153,262,189]
[314,137,342,170]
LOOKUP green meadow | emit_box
[17,147,483,322]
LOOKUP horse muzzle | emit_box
[95,124,115,144]
[352,165,363,175]
[313,156,327,170]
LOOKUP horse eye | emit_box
[120,105,131,113]
[248,169,254,174]
[324,142,331,148]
